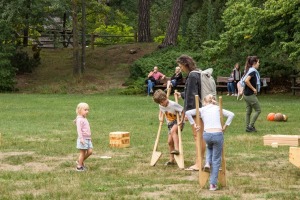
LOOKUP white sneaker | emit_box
[204,163,210,172]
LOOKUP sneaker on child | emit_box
[76,166,85,172]
[209,184,218,191]
[204,162,210,172]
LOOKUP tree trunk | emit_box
[81,0,86,73]
[138,0,151,42]
[23,0,31,47]
[72,0,81,78]
[160,0,184,48]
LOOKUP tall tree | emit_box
[72,0,81,78]
[160,0,184,48]
[138,0,151,42]
[81,0,86,73]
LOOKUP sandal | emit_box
[164,161,176,166]
[170,150,180,155]
[184,165,199,171]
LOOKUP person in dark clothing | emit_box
[170,66,183,88]
[174,54,203,171]
[242,56,261,132]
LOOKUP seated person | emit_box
[170,66,183,88]
[146,66,165,95]
[227,71,235,96]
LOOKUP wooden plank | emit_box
[109,132,130,148]
[263,135,300,146]
[289,147,300,168]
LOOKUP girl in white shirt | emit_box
[185,94,234,191]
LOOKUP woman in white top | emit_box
[185,94,234,191]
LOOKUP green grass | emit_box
[1,93,300,199]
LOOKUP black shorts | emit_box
[167,120,184,134]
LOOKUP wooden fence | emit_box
[18,32,137,49]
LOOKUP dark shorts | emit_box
[167,120,184,134]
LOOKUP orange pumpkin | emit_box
[267,113,275,121]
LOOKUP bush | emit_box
[11,49,40,74]
[0,47,16,92]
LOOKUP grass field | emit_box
[1,93,300,200]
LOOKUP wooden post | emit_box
[218,96,227,187]
[289,147,300,168]
[174,90,184,169]
[195,95,210,188]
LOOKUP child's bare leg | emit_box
[84,148,93,161]
[168,134,175,161]
[170,125,179,151]
[78,149,86,167]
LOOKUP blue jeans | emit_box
[171,79,177,87]
[203,132,224,185]
[147,80,155,95]
[227,82,235,94]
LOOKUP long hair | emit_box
[245,56,259,73]
[176,55,197,72]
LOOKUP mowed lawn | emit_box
[0,93,300,200]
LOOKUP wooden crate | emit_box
[289,147,300,168]
[263,135,300,146]
[109,131,130,148]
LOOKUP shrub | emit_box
[11,48,40,74]
[0,47,16,92]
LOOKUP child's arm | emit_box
[76,119,85,144]
[185,109,197,125]
[222,109,235,132]
[158,110,164,122]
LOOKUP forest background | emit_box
[0,0,300,94]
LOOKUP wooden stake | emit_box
[195,95,210,188]
[218,96,227,187]
[174,90,184,169]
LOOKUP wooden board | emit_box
[263,135,300,146]
[109,132,130,148]
[289,147,300,168]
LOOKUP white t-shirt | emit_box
[159,100,183,123]
[185,104,234,131]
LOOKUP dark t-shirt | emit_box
[244,71,257,96]
[180,71,202,111]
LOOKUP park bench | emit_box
[216,76,271,94]
[145,77,186,92]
